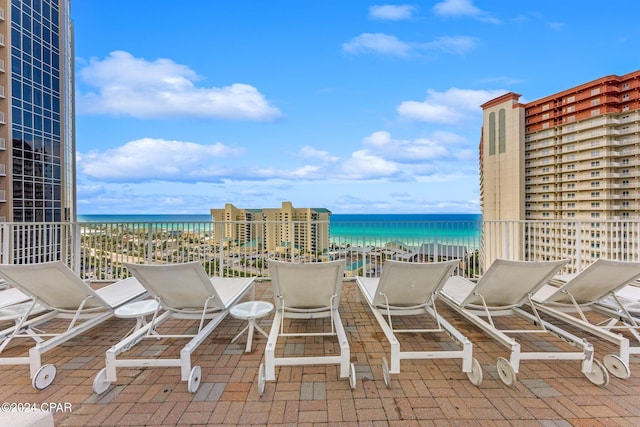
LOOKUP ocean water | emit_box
[78,213,482,248]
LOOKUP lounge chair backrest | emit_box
[543,259,640,305]
[462,259,567,308]
[124,262,225,310]
[0,261,109,310]
[269,260,345,310]
[373,259,458,307]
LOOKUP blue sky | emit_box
[71,0,640,215]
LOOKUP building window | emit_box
[591,192,600,197]
[591,161,600,167]
[567,95,575,102]
[591,109,600,116]
[591,181,600,188]
[498,108,506,153]
[489,112,496,155]
[591,171,600,177]
[591,88,601,95]
[591,202,600,208]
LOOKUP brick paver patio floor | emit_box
[0,280,638,426]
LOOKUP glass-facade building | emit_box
[0,0,74,223]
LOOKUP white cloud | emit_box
[397,87,507,124]
[433,0,500,24]
[369,5,418,20]
[77,130,472,186]
[79,138,243,182]
[78,51,281,120]
[298,146,340,162]
[362,131,449,161]
[343,33,477,57]
[339,150,403,180]
[342,33,412,57]
[422,36,478,55]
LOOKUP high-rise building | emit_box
[480,70,640,267]
[0,0,74,223]
[210,201,331,256]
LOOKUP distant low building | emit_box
[210,201,331,256]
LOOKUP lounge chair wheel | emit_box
[187,366,201,393]
[32,364,56,390]
[381,357,391,387]
[93,368,112,394]
[496,357,516,387]
[258,363,266,396]
[584,359,609,387]
[466,357,483,386]
[603,354,630,379]
[349,363,357,389]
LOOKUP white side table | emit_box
[230,301,274,352]
[114,299,160,337]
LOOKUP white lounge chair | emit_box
[0,261,146,390]
[440,259,610,387]
[356,260,482,387]
[258,260,355,396]
[532,259,640,379]
[94,261,255,394]
[0,286,31,308]
[0,286,49,351]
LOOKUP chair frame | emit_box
[0,261,146,390]
[94,261,255,394]
[531,259,640,379]
[440,259,610,387]
[258,260,354,396]
[356,259,482,387]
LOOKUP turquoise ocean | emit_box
[78,213,482,248]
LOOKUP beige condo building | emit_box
[480,70,640,268]
[210,201,331,256]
